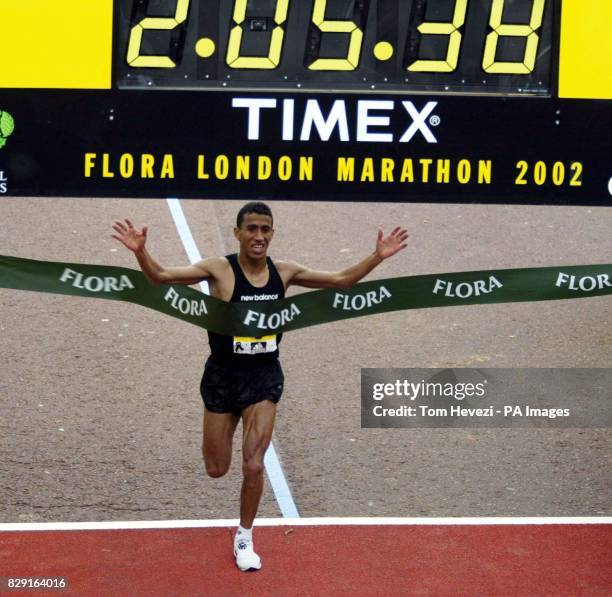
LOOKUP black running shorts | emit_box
[200,357,284,415]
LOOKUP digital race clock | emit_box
[116,0,555,95]
[0,0,610,203]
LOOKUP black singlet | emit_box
[207,254,285,368]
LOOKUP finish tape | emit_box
[0,255,610,335]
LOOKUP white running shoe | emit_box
[234,537,262,572]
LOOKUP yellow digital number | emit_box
[126,0,190,68]
[307,0,365,71]
[407,0,468,73]
[226,0,289,69]
[483,0,546,74]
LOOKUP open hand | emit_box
[112,219,147,253]
[375,226,409,260]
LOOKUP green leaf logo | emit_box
[0,111,15,149]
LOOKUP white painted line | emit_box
[166,197,209,294]
[165,197,299,519]
[264,441,299,518]
[1,516,609,532]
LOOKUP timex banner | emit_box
[0,91,610,203]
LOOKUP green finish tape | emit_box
[0,255,610,335]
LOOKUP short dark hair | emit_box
[236,202,273,228]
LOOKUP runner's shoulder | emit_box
[193,256,232,279]
[274,259,306,275]
[274,259,309,287]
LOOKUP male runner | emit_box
[112,202,408,571]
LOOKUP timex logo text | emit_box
[232,98,440,144]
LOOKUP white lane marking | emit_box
[1,516,609,532]
[264,441,299,518]
[166,197,209,294]
[165,197,299,519]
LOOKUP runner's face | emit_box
[234,213,274,259]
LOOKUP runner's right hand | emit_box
[112,218,147,253]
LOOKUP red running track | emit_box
[1,524,610,596]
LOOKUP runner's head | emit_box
[236,202,273,228]
[234,202,274,260]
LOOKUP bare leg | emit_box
[202,408,240,478]
[239,399,277,528]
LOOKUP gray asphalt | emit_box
[1,197,610,522]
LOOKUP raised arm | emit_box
[281,226,409,289]
[111,218,220,285]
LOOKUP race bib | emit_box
[233,335,277,355]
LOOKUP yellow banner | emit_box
[559,0,612,99]
[0,0,112,89]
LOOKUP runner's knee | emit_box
[243,457,264,482]
[205,460,230,478]
[202,448,231,478]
